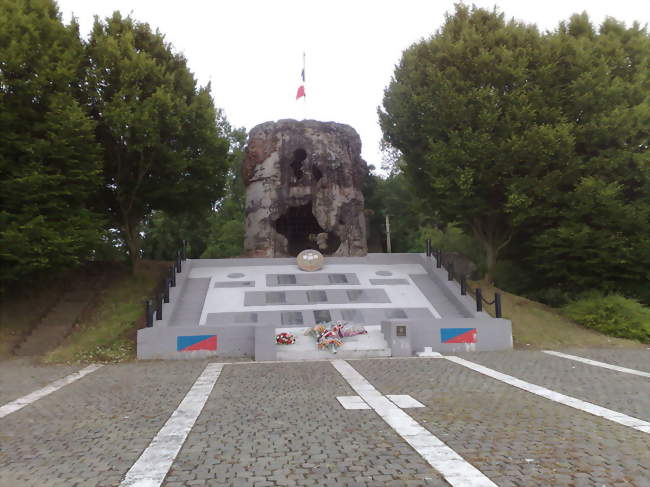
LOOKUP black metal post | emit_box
[436,250,442,268]
[156,294,163,320]
[181,240,187,261]
[145,300,153,327]
[495,292,502,318]
[447,262,454,281]
[475,288,483,312]
[426,239,432,257]
[163,278,170,303]
[169,265,176,287]
[176,252,182,273]
[460,276,467,295]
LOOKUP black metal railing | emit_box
[426,239,502,318]
[145,240,187,327]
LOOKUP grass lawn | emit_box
[471,280,644,349]
[45,261,169,363]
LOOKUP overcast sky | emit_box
[57,0,648,170]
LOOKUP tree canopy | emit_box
[85,12,229,267]
[0,0,102,284]
[380,5,650,299]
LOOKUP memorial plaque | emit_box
[396,325,407,337]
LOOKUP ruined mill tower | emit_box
[243,119,368,257]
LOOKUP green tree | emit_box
[0,0,102,285]
[85,12,229,269]
[513,14,650,302]
[141,123,246,260]
[380,5,575,280]
[201,125,246,258]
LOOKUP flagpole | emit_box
[303,51,307,120]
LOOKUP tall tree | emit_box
[200,124,247,259]
[141,121,246,260]
[380,5,574,280]
[0,0,102,286]
[85,12,228,269]
[524,15,650,301]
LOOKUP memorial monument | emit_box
[243,119,368,257]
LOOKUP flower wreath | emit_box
[275,332,296,345]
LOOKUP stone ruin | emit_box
[243,119,368,257]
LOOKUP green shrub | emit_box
[563,293,650,342]
[413,224,484,271]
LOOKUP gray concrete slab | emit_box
[369,278,410,285]
[213,281,255,288]
[266,272,360,286]
[410,274,471,318]
[244,288,391,307]
[168,277,210,327]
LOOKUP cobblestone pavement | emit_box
[167,361,445,487]
[454,350,650,421]
[0,350,648,487]
[0,361,209,487]
[0,357,82,404]
[557,348,650,373]
[352,357,650,487]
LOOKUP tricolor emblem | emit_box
[441,328,477,344]
[177,335,217,351]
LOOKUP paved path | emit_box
[0,349,648,487]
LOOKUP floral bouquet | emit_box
[339,324,367,337]
[275,332,296,345]
[318,337,343,353]
[304,325,327,338]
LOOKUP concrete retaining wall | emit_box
[136,253,513,360]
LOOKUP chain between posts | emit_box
[145,241,187,327]
[425,239,502,318]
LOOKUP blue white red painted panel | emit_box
[177,335,217,351]
[441,328,477,344]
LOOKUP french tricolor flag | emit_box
[296,52,306,100]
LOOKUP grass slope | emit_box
[45,261,169,363]
[471,280,643,349]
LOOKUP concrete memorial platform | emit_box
[137,253,512,360]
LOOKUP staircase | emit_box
[13,273,104,357]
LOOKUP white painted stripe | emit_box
[542,350,650,378]
[0,364,103,419]
[387,394,426,408]
[445,356,650,435]
[337,395,371,409]
[331,360,497,487]
[120,363,224,487]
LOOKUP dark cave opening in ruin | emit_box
[290,148,307,182]
[312,164,323,181]
[274,202,341,256]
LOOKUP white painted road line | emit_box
[387,394,426,408]
[0,364,103,419]
[337,395,371,409]
[445,356,650,435]
[332,360,497,487]
[120,363,224,487]
[543,350,650,378]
